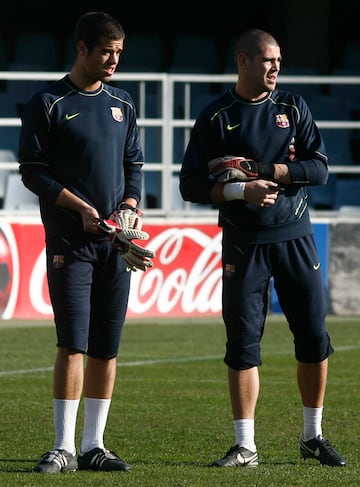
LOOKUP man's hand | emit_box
[243,180,282,207]
[96,219,155,272]
[208,155,275,182]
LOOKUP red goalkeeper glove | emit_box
[208,155,275,182]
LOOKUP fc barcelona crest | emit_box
[276,114,289,128]
[53,255,64,269]
[111,107,123,122]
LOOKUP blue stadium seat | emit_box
[277,66,322,99]
[338,40,360,72]
[143,171,161,209]
[223,36,237,73]
[9,32,59,71]
[6,80,50,118]
[191,92,219,118]
[307,94,354,165]
[142,127,162,163]
[0,36,8,71]
[0,92,17,116]
[308,94,352,120]
[120,33,166,72]
[321,129,353,166]
[307,174,337,210]
[63,33,75,71]
[0,127,21,155]
[169,34,220,74]
[0,149,18,207]
[329,68,360,112]
[334,178,360,209]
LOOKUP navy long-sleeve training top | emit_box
[18,75,144,239]
[180,87,328,244]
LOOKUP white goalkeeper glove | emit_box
[110,203,143,230]
[96,219,155,272]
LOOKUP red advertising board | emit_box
[0,220,223,320]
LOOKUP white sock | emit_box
[53,398,80,454]
[80,397,111,454]
[234,419,256,452]
[302,406,323,441]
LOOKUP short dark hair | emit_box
[235,29,279,60]
[74,11,125,52]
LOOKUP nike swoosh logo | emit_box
[226,123,240,131]
[65,113,80,121]
[236,453,246,465]
[313,263,321,270]
[313,447,321,457]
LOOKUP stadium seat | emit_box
[308,94,352,121]
[0,127,21,155]
[277,66,322,99]
[3,173,39,211]
[334,178,360,209]
[0,91,17,116]
[64,33,167,74]
[191,92,219,118]
[143,171,161,209]
[310,95,354,165]
[307,174,337,210]
[0,149,18,207]
[119,33,166,72]
[338,40,360,72]
[62,33,75,71]
[0,37,9,94]
[329,39,360,111]
[169,34,220,74]
[329,68,360,113]
[306,96,354,165]
[6,80,50,117]
[142,126,162,163]
[223,36,237,74]
[0,36,8,71]
[320,129,353,165]
[8,31,59,71]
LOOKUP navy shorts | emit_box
[46,236,131,359]
[221,232,334,370]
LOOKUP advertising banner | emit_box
[0,219,328,320]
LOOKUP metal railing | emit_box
[1,72,360,217]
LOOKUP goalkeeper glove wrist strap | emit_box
[258,163,275,180]
[223,182,246,201]
[118,202,143,216]
[119,202,137,211]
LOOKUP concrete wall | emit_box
[329,219,360,315]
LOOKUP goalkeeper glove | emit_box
[110,202,143,230]
[96,219,155,272]
[208,155,275,182]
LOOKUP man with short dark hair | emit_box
[180,28,346,468]
[19,11,152,474]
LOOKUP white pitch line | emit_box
[0,356,221,377]
[0,345,358,377]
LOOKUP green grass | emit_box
[0,315,359,486]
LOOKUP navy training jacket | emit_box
[18,75,144,239]
[180,87,328,244]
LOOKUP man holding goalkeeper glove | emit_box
[180,29,345,468]
[18,11,154,474]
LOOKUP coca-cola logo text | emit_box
[1,223,223,319]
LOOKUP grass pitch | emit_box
[0,315,359,486]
